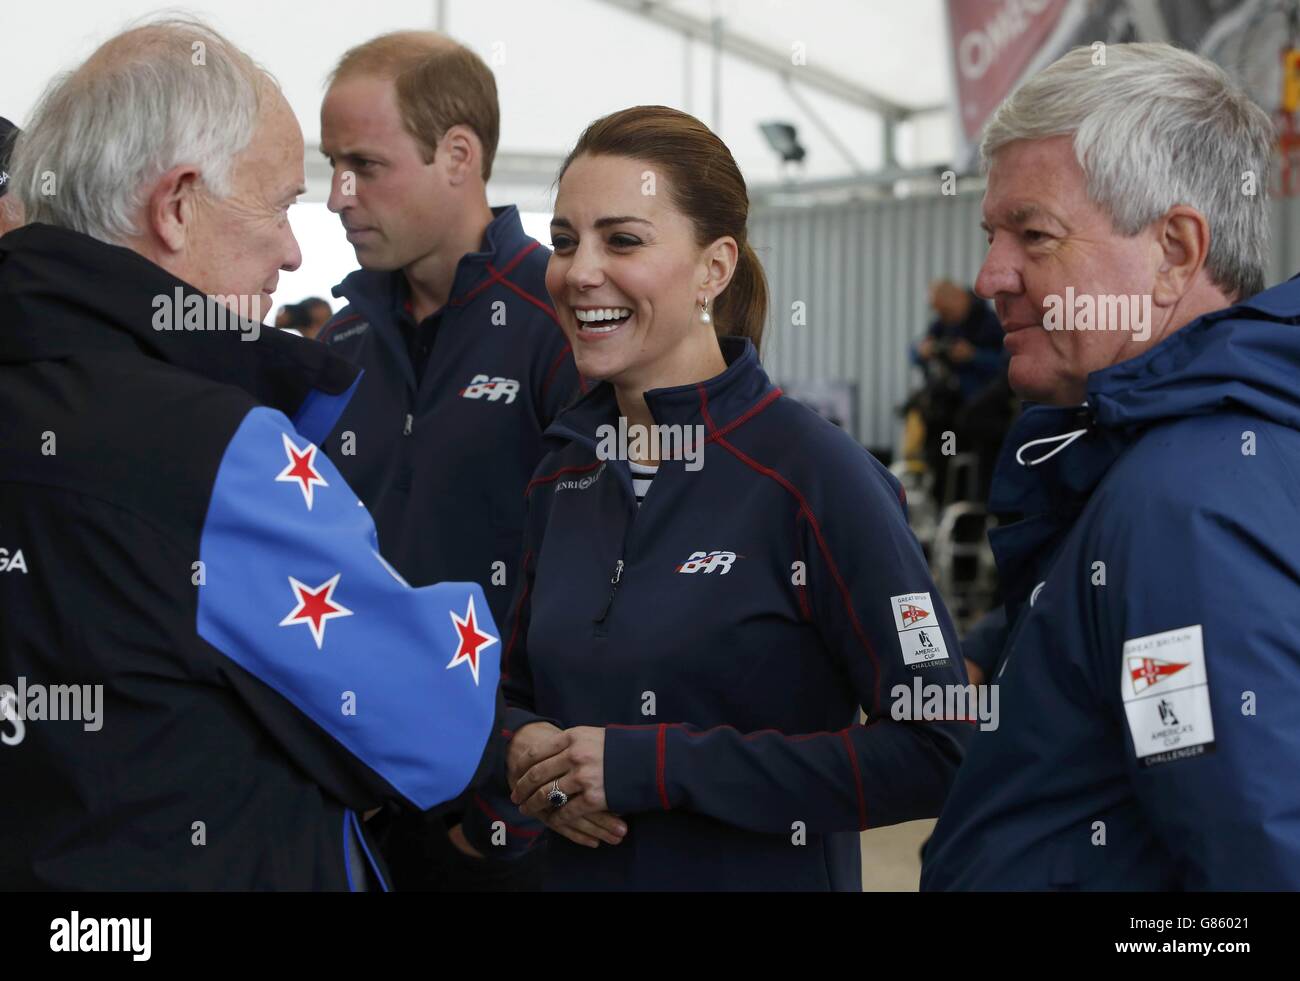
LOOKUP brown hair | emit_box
[329,31,499,181]
[558,106,768,354]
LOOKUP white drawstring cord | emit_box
[1014,427,1088,467]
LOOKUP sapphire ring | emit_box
[547,779,569,809]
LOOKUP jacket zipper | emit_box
[596,558,624,624]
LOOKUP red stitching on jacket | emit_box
[495,274,560,324]
[702,387,783,443]
[541,345,588,399]
[656,723,670,811]
[451,241,541,307]
[524,460,602,499]
[839,730,869,831]
[501,550,533,678]
[472,793,542,841]
[696,385,884,715]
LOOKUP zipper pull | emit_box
[596,559,624,623]
[403,413,413,436]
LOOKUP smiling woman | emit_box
[458,105,971,892]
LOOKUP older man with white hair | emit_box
[922,42,1300,889]
[0,18,503,890]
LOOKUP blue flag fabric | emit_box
[197,406,500,810]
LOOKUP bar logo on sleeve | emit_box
[1121,625,1216,767]
[889,592,950,667]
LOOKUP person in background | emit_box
[465,106,969,891]
[0,117,23,236]
[317,30,582,891]
[922,42,1300,890]
[298,296,333,339]
[275,301,310,335]
[909,280,1007,505]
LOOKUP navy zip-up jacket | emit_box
[319,205,583,627]
[922,279,1300,890]
[470,338,969,890]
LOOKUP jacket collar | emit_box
[0,222,360,444]
[988,276,1300,609]
[332,204,536,326]
[546,336,778,451]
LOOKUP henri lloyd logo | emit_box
[676,550,738,575]
[555,463,605,493]
[1121,625,1216,767]
[461,374,520,403]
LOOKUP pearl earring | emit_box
[699,298,711,324]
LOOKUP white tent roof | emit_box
[4,0,958,209]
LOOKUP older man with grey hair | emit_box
[0,18,503,889]
[923,42,1300,889]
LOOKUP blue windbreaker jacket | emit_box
[923,279,1300,890]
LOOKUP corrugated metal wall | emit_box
[751,191,1300,454]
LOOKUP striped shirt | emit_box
[629,460,658,507]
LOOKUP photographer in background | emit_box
[908,279,1007,505]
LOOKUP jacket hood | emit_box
[0,223,360,444]
[1088,277,1300,433]
[987,277,1300,609]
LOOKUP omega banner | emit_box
[946,0,1075,158]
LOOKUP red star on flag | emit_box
[1128,656,1189,695]
[279,574,353,649]
[447,594,497,686]
[275,432,329,509]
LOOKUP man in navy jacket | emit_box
[318,31,581,888]
[922,43,1300,889]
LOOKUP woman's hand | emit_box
[513,725,607,814]
[506,721,569,788]
[509,724,627,848]
[537,806,627,849]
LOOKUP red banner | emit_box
[947,0,1073,145]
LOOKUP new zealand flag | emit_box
[197,405,499,810]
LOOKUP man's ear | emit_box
[146,164,204,253]
[1152,206,1211,308]
[701,235,739,302]
[439,125,482,185]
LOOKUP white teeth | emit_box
[575,307,632,323]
